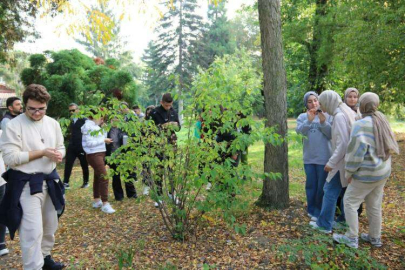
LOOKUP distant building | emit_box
[0,83,17,111]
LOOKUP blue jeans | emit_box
[316,172,344,231]
[304,164,327,217]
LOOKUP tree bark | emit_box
[256,0,289,209]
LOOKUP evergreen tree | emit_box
[143,0,204,120]
[192,1,235,69]
[142,41,174,105]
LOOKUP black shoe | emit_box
[81,183,89,188]
[43,255,65,269]
[63,183,70,190]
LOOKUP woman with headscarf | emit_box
[344,87,362,119]
[309,90,356,233]
[296,92,333,220]
[338,87,364,217]
[333,92,399,249]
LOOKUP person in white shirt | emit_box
[0,130,8,257]
[81,110,115,214]
[0,84,65,269]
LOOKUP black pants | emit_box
[110,164,137,200]
[64,145,89,185]
[0,185,6,245]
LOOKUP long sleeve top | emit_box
[345,116,391,182]
[326,108,354,187]
[296,113,332,165]
[0,114,65,175]
[0,130,6,187]
[81,120,107,154]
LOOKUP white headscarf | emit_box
[319,90,356,128]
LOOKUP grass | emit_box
[176,117,404,201]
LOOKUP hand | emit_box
[318,111,326,124]
[307,109,316,122]
[43,148,62,162]
[324,165,333,172]
[104,138,113,144]
[54,151,63,163]
[348,177,352,184]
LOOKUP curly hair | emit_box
[22,84,51,105]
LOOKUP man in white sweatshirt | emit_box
[0,84,65,269]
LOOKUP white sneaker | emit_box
[92,200,103,208]
[360,233,383,247]
[0,248,9,256]
[206,182,212,190]
[143,186,150,196]
[309,221,332,234]
[154,200,163,208]
[333,233,358,249]
[101,203,116,214]
[311,216,318,222]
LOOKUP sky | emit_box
[15,0,255,62]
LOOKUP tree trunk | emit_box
[256,0,289,209]
[308,0,329,94]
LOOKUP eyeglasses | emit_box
[27,107,47,114]
[69,109,76,113]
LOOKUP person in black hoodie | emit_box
[63,103,89,189]
[106,116,137,201]
[150,93,180,206]
[1,96,23,130]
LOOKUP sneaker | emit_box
[63,183,70,190]
[332,221,346,230]
[154,200,163,208]
[101,203,116,214]
[311,216,318,222]
[333,233,358,249]
[206,182,212,190]
[360,233,383,247]
[43,255,65,269]
[143,186,150,195]
[81,183,89,188]
[309,221,332,234]
[0,244,9,256]
[92,200,103,208]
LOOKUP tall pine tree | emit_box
[143,0,204,120]
[192,1,235,69]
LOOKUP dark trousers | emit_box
[64,145,89,185]
[0,185,6,245]
[110,164,137,200]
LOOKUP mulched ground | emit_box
[1,134,404,269]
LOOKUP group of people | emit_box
[0,82,399,269]
[296,88,399,249]
[0,84,180,269]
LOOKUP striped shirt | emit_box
[345,116,391,182]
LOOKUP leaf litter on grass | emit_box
[1,134,404,269]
